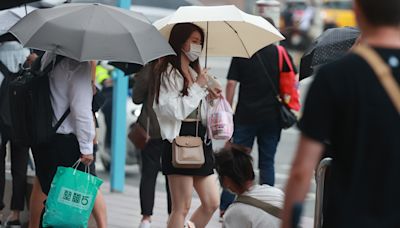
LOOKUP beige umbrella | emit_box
[153,5,285,63]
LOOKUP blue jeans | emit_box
[220,122,281,211]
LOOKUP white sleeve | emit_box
[154,71,207,121]
[67,61,95,155]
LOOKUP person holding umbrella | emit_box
[26,59,107,228]
[152,23,221,228]
[0,40,31,227]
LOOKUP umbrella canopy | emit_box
[0,0,39,10]
[9,3,175,64]
[109,61,143,75]
[153,5,285,59]
[0,5,36,35]
[300,27,360,80]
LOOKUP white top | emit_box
[223,185,285,228]
[41,53,94,155]
[0,41,30,84]
[153,64,208,142]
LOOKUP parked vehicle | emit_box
[321,0,356,30]
[31,0,66,7]
[96,97,142,172]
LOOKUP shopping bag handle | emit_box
[85,164,90,175]
[72,159,82,170]
[72,159,91,179]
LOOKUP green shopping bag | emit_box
[42,160,103,228]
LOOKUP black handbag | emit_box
[255,53,298,129]
[279,102,297,129]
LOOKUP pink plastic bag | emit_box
[207,97,234,140]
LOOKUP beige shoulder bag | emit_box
[353,45,400,115]
[172,105,205,168]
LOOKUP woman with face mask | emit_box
[151,23,221,228]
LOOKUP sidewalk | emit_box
[100,181,221,228]
[101,180,314,228]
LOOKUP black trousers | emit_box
[100,86,113,148]
[0,133,29,211]
[140,139,171,215]
[34,134,96,228]
[31,134,95,196]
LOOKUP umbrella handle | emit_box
[205,21,209,68]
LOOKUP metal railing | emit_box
[313,157,332,228]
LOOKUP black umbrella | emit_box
[0,33,18,43]
[109,62,144,75]
[300,27,360,80]
[0,0,39,10]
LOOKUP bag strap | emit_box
[146,116,150,136]
[53,108,71,131]
[277,45,295,73]
[255,52,282,104]
[353,45,400,114]
[195,100,202,137]
[235,195,282,219]
[0,60,12,78]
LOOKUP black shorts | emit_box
[162,122,214,176]
[32,134,96,195]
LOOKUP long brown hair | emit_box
[151,23,205,103]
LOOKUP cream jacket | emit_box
[153,64,208,142]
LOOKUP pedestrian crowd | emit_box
[0,0,399,227]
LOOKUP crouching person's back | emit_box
[215,145,284,228]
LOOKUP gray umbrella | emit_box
[0,11,19,36]
[8,3,175,64]
[0,5,36,35]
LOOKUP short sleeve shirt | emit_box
[299,47,400,228]
[227,45,297,124]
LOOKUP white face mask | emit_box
[183,43,202,62]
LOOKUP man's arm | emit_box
[281,134,324,228]
[68,61,95,156]
[226,80,237,107]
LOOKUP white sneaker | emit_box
[139,220,151,228]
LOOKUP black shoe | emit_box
[4,219,21,228]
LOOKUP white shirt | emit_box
[0,41,30,84]
[223,185,285,228]
[153,64,208,142]
[41,53,94,155]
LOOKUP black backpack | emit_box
[8,55,70,146]
[0,60,19,137]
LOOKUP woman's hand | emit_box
[207,87,222,100]
[195,68,208,88]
